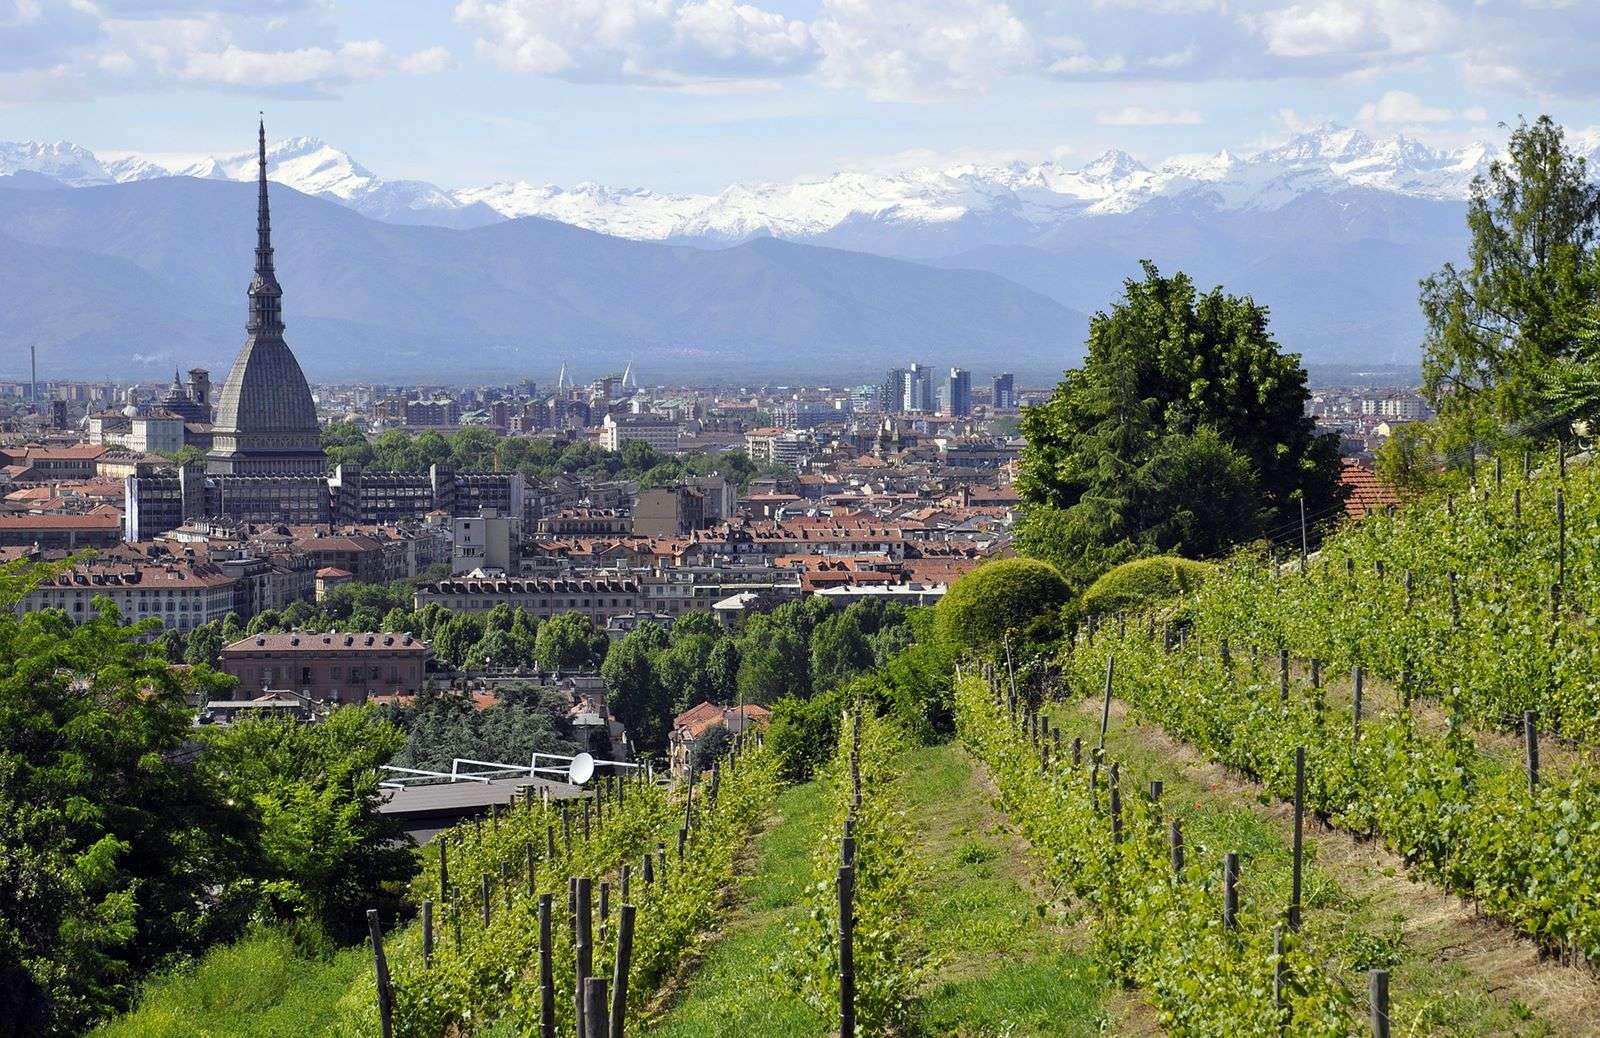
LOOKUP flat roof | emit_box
[378,775,587,816]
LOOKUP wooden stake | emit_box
[366,910,393,1038]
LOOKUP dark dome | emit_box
[213,336,317,436]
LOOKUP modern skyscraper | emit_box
[992,372,1015,410]
[880,367,907,413]
[945,367,972,416]
[207,120,325,476]
[904,363,935,413]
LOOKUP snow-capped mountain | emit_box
[2,124,1559,243]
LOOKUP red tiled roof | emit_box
[1339,460,1401,520]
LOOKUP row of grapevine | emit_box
[780,705,923,1035]
[956,671,1366,1036]
[1064,627,1600,965]
[1203,449,1600,741]
[345,740,780,1036]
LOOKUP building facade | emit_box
[219,632,431,704]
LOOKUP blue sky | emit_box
[2,1,1598,192]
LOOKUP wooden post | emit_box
[610,903,635,1038]
[1071,736,1081,767]
[1352,665,1363,742]
[1223,852,1239,930]
[600,880,610,924]
[1169,820,1184,880]
[1299,497,1308,573]
[576,876,593,1037]
[1523,448,1532,480]
[642,850,654,886]
[451,886,462,951]
[422,899,433,969]
[1098,655,1115,754]
[438,839,449,902]
[1310,658,1321,689]
[1109,762,1122,845]
[366,910,394,1038]
[1290,747,1305,932]
[1370,969,1390,1038]
[1514,487,1522,519]
[1150,779,1163,803]
[1525,711,1540,795]
[539,894,556,1038]
[547,823,556,860]
[481,873,492,928]
[527,843,537,898]
[1557,487,1566,587]
[1448,571,1459,626]
[1403,569,1413,608]
[502,862,512,911]
[1494,454,1503,489]
[839,865,855,1038]
[1279,649,1290,703]
[582,977,608,1038]
[621,863,631,904]
[583,798,591,841]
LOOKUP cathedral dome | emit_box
[212,338,318,436]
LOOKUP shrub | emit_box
[1079,556,1213,618]
[934,557,1071,653]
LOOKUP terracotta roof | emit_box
[1338,460,1401,520]
[0,512,120,530]
[222,632,429,654]
[316,566,354,578]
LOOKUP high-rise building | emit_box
[944,367,972,417]
[992,373,1015,410]
[880,367,907,413]
[903,363,935,413]
[207,120,325,477]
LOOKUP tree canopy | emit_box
[933,558,1071,654]
[1017,262,1343,588]
[1420,115,1600,452]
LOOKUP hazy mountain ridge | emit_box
[0,177,1085,381]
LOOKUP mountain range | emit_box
[3,124,1585,380]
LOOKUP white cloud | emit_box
[1096,105,1203,125]
[1255,0,1459,60]
[454,0,817,84]
[0,2,452,101]
[1355,89,1454,124]
[806,0,1038,99]
[400,46,455,75]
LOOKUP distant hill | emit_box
[0,177,1087,383]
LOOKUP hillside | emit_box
[0,177,1086,382]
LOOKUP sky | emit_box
[2,0,1598,193]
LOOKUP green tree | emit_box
[184,621,224,666]
[933,558,1070,654]
[434,614,486,669]
[0,588,247,1035]
[656,632,724,713]
[601,623,672,751]
[200,707,414,944]
[1421,116,1600,450]
[1017,262,1343,587]
[1374,422,1448,499]
[809,608,874,692]
[735,609,812,706]
[534,612,610,671]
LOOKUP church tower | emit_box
[207,119,325,476]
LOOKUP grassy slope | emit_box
[900,742,1115,1038]
[649,779,832,1038]
[91,929,369,1038]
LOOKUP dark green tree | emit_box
[1421,116,1600,450]
[534,612,610,671]
[1017,262,1342,587]
[808,608,874,692]
[600,623,673,751]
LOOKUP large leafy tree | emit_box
[1421,116,1600,449]
[0,582,246,1035]
[200,708,415,945]
[534,612,610,671]
[601,623,673,752]
[1018,262,1342,587]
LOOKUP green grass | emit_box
[898,742,1113,1037]
[649,778,833,1038]
[92,928,369,1038]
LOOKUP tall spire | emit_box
[247,114,283,335]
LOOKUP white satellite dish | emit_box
[568,752,596,786]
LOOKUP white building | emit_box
[451,508,521,575]
[601,413,680,453]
